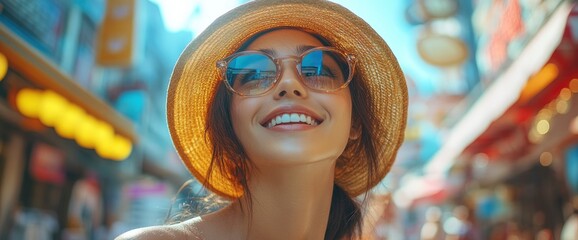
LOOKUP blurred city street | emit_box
[0,0,577,239]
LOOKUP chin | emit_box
[248,144,345,167]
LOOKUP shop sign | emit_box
[473,0,564,79]
[96,0,136,67]
[29,142,66,185]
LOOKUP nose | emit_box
[273,61,308,99]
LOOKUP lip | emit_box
[260,105,324,127]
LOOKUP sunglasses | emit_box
[217,47,356,96]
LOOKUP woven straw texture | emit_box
[167,0,408,199]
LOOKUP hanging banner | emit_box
[96,0,136,67]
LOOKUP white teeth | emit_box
[281,114,290,123]
[266,113,319,128]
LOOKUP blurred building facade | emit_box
[0,0,194,239]
[390,0,578,239]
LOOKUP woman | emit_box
[117,0,407,239]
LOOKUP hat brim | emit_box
[167,0,408,198]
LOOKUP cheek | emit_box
[331,92,353,140]
[313,90,353,152]
[327,90,352,122]
[230,96,257,142]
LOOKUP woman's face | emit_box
[230,29,353,166]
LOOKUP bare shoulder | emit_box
[114,217,204,240]
[115,206,240,240]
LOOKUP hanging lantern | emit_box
[93,120,114,147]
[55,104,87,139]
[16,88,42,118]
[110,134,132,160]
[95,134,115,160]
[39,90,70,127]
[75,115,98,149]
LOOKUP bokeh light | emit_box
[39,90,70,127]
[93,120,115,148]
[536,119,550,135]
[569,79,578,93]
[55,104,87,139]
[559,88,572,101]
[0,52,8,81]
[16,88,42,118]
[111,135,132,160]
[539,152,553,166]
[75,115,98,149]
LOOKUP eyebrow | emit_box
[257,45,317,58]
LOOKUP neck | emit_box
[236,160,336,240]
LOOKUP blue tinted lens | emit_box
[301,50,348,90]
[227,53,276,95]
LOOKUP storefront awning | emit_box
[0,24,138,143]
[423,2,573,174]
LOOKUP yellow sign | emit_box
[96,0,136,67]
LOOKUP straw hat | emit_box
[167,0,408,199]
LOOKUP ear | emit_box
[349,121,361,140]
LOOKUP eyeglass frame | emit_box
[216,46,357,96]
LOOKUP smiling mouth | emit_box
[264,113,321,128]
